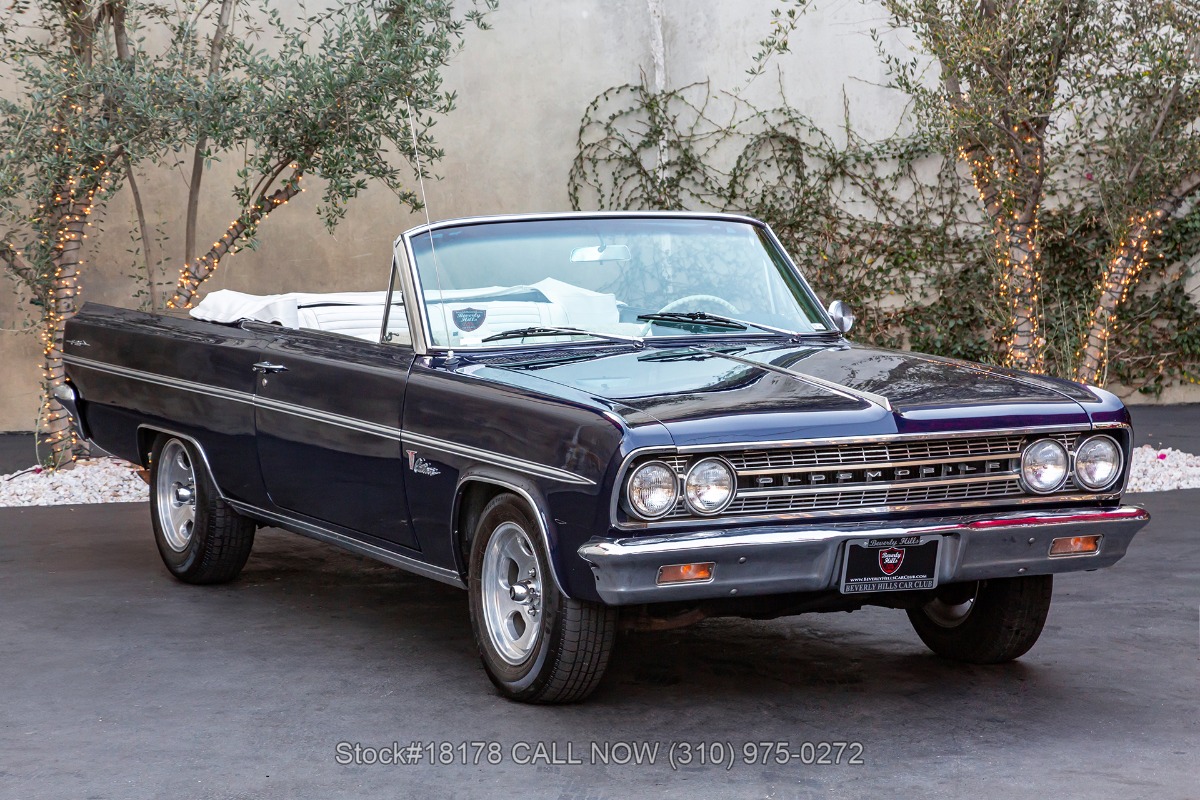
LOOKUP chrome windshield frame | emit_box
[386,235,432,355]
[396,211,838,355]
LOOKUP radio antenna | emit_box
[406,96,453,354]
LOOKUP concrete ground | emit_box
[0,432,34,474]
[0,490,1195,800]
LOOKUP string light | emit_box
[36,153,112,469]
[958,143,1045,374]
[168,170,305,309]
[1077,206,1168,384]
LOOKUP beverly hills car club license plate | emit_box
[840,535,942,594]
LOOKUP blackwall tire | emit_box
[468,494,617,704]
[149,435,255,585]
[907,576,1053,664]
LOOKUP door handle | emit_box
[251,361,288,374]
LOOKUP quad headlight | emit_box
[626,461,679,519]
[683,457,735,515]
[1020,438,1069,494]
[1074,435,1122,491]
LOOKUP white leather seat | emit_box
[190,279,621,345]
[295,301,404,341]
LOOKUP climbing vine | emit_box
[570,81,1200,393]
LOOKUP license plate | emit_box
[840,535,941,594]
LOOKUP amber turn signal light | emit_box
[1049,535,1101,556]
[656,562,715,584]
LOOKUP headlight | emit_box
[683,457,735,515]
[1074,435,1122,490]
[1020,438,1068,494]
[626,461,679,519]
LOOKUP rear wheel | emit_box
[468,494,617,703]
[149,435,255,585]
[906,576,1053,664]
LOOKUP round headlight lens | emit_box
[627,461,679,518]
[1021,438,1069,494]
[1074,435,1122,490]
[684,458,735,515]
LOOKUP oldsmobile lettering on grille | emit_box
[748,457,1015,489]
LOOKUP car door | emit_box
[248,323,419,550]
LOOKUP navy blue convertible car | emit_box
[59,212,1148,703]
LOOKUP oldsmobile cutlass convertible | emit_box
[59,212,1148,703]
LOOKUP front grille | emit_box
[726,477,1022,515]
[637,431,1090,522]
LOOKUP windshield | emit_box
[404,217,830,348]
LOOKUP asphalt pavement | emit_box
[0,488,1195,800]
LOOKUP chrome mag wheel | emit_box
[920,582,981,629]
[922,594,977,628]
[480,521,543,665]
[156,439,197,552]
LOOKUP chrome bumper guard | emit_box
[577,506,1150,605]
[51,380,88,442]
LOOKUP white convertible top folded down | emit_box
[189,279,620,343]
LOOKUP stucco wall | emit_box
[0,1,1191,430]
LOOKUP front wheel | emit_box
[149,435,255,585]
[468,494,617,703]
[906,576,1053,664]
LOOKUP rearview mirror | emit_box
[827,300,856,333]
[570,244,631,263]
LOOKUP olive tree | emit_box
[1067,1,1200,384]
[756,0,1200,384]
[0,0,494,465]
[879,0,1099,374]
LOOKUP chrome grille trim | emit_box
[727,478,1022,515]
[726,435,1024,472]
[733,450,1023,476]
[671,423,1098,454]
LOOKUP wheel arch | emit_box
[452,469,571,598]
[136,425,227,501]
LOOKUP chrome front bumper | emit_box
[577,506,1150,605]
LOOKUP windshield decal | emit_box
[452,308,487,332]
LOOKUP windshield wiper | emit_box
[481,326,645,347]
[636,311,819,339]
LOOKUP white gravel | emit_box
[0,458,148,506]
[0,444,1197,507]
[1125,445,1200,493]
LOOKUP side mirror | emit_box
[826,300,856,333]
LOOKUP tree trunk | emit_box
[185,0,238,266]
[999,221,1043,373]
[41,200,92,467]
[168,168,303,309]
[1075,210,1165,386]
[124,157,159,309]
[1075,171,1200,386]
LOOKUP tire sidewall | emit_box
[468,496,564,697]
[909,576,1052,663]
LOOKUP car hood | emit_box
[465,341,1104,447]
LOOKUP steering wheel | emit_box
[641,294,741,336]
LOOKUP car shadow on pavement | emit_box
[236,526,1065,731]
